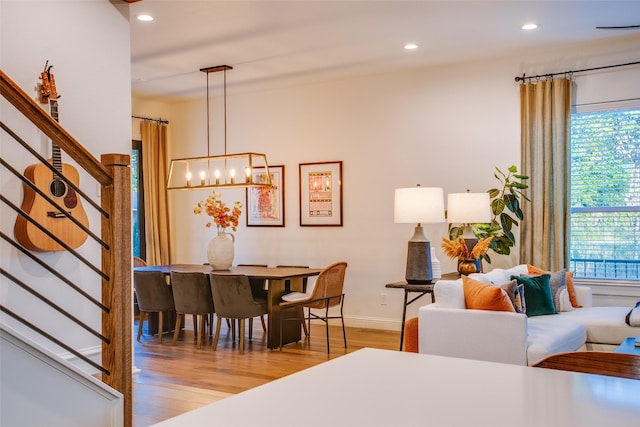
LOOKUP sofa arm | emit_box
[418,304,529,365]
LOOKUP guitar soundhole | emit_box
[50,178,66,197]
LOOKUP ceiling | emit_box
[129,1,640,102]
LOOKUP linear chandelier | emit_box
[167,65,271,190]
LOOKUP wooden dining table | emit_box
[133,264,322,349]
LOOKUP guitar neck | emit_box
[49,99,63,173]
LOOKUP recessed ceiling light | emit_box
[522,23,539,30]
[404,43,418,50]
[137,14,154,22]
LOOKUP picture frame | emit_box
[299,161,343,226]
[246,165,285,227]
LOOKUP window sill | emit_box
[574,278,640,297]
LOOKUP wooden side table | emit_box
[385,272,459,351]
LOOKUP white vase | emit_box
[207,230,235,270]
[431,247,441,280]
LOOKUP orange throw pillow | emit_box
[462,276,516,312]
[527,265,581,308]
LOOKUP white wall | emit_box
[139,35,640,329]
[0,1,131,363]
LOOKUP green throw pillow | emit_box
[511,274,557,317]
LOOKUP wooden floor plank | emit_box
[133,318,399,426]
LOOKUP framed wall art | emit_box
[299,161,343,226]
[246,165,285,227]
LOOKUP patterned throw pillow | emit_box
[511,274,557,317]
[625,301,640,327]
[499,280,526,314]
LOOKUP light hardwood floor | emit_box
[133,317,400,426]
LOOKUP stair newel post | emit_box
[101,153,132,427]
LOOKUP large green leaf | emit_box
[492,199,505,215]
[504,194,517,213]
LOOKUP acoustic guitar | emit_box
[14,63,89,251]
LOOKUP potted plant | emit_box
[446,165,529,264]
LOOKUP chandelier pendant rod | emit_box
[167,64,271,190]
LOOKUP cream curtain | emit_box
[141,121,171,265]
[519,78,572,270]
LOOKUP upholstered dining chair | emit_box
[276,265,311,336]
[534,351,640,380]
[170,271,215,348]
[132,257,147,317]
[237,264,268,334]
[133,270,175,344]
[209,274,268,353]
[278,261,347,354]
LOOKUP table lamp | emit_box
[446,191,491,254]
[394,185,445,284]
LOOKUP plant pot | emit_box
[457,258,481,276]
[207,230,235,270]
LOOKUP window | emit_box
[132,140,146,259]
[569,106,640,281]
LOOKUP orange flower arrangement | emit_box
[193,191,242,232]
[441,236,494,260]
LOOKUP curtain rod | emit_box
[514,60,640,83]
[131,115,169,125]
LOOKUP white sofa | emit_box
[418,264,640,366]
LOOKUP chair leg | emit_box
[249,318,253,340]
[302,309,309,337]
[158,311,164,344]
[239,318,245,353]
[197,314,205,349]
[212,317,222,351]
[260,315,267,332]
[279,309,283,351]
[193,314,198,338]
[324,306,330,354]
[172,313,183,345]
[137,312,145,342]
[341,298,347,348]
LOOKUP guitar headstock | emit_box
[38,62,59,104]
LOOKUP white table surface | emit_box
[153,348,640,427]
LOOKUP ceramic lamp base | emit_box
[405,240,433,284]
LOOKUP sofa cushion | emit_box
[463,276,515,312]
[528,265,581,308]
[512,274,557,317]
[468,264,528,286]
[433,279,465,309]
[522,270,570,312]
[559,306,640,345]
[527,315,586,365]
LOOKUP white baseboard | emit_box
[343,315,400,331]
[314,315,400,331]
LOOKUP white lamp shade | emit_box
[394,187,445,224]
[447,192,491,224]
